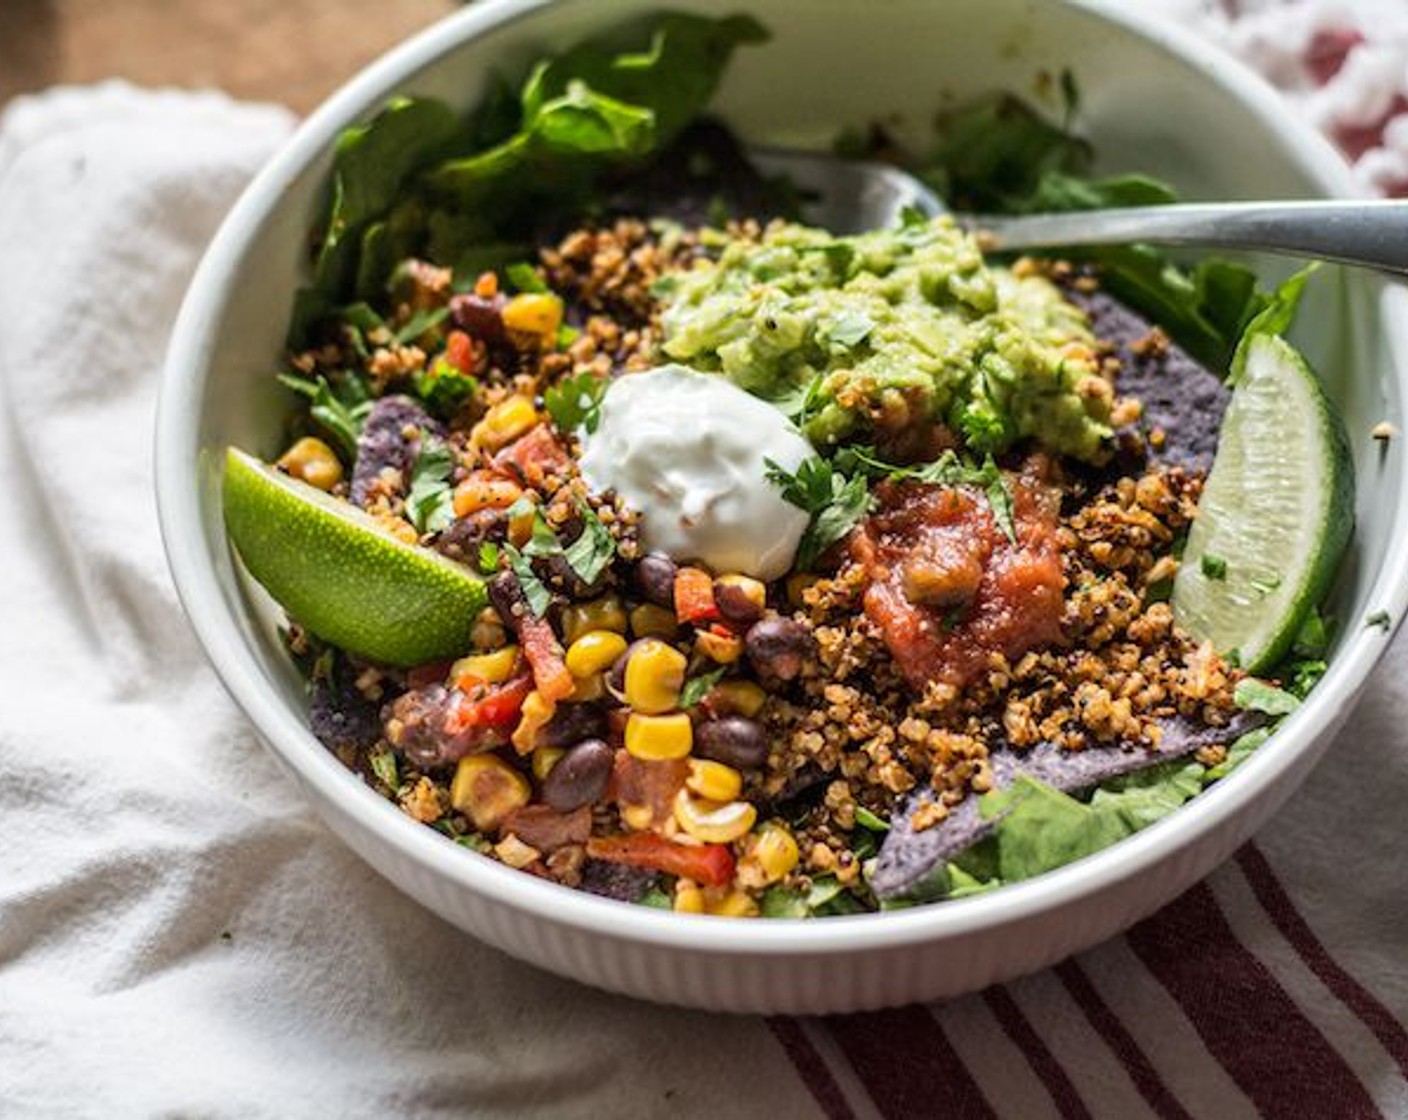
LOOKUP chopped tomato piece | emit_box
[673,566,719,624]
[444,329,475,373]
[492,424,572,488]
[442,674,533,737]
[519,613,576,702]
[586,832,735,887]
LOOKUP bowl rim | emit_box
[156,0,1408,956]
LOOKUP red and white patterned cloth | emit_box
[2,8,1406,1119]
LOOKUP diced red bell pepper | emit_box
[444,329,476,373]
[518,612,576,702]
[586,832,735,887]
[673,566,720,624]
[442,674,533,738]
[492,424,572,488]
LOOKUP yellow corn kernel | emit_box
[452,475,522,518]
[507,503,537,547]
[620,803,656,831]
[565,630,628,678]
[451,645,519,687]
[531,746,565,783]
[673,789,757,844]
[711,679,767,719]
[623,639,687,714]
[561,595,628,645]
[706,888,760,918]
[673,881,706,914]
[502,292,564,340]
[687,758,743,802]
[474,394,540,450]
[493,833,541,869]
[511,689,555,755]
[786,572,820,609]
[570,672,606,703]
[694,628,744,665]
[625,711,693,761]
[450,754,531,832]
[276,436,343,491]
[753,823,800,883]
[629,602,679,640]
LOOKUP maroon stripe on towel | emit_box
[1055,960,1194,1120]
[1127,881,1379,1119]
[825,1006,996,1120]
[1237,844,1408,1081]
[766,1017,857,1120]
[982,986,1092,1119]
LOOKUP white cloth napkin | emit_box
[7,10,1408,1113]
[0,84,807,1119]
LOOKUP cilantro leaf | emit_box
[405,433,456,535]
[562,504,617,585]
[765,456,873,569]
[276,371,373,462]
[394,306,449,345]
[504,544,553,617]
[831,446,1017,543]
[505,261,549,293]
[477,541,501,574]
[679,667,726,709]
[544,370,608,434]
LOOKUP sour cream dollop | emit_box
[579,364,813,580]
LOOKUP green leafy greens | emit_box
[405,434,456,535]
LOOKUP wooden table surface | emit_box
[1,0,457,113]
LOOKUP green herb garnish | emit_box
[276,371,373,461]
[405,433,456,535]
[680,667,727,709]
[765,455,873,570]
[1200,553,1228,580]
[544,370,608,434]
[504,543,552,617]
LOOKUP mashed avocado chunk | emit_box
[659,217,1113,460]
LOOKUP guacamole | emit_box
[659,217,1113,460]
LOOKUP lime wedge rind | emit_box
[222,447,485,667]
[1172,334,1354,673]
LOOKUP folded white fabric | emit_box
[0,85,803,1119]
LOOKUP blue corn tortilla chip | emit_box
[870,711,1262,901]
[1068,288,1232,473]
[350,395,439,507]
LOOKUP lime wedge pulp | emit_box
[1172,333,1354,673]
[222,447,485,667]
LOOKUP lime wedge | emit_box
[222,447,485,667]
[1172,334,1353,673]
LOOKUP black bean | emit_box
[539,702,608,750]
[744,616,813,682]
[714,579,764,625]
[694,716,769,770]
[449,292,506,346]
[634,552,677,607]
[542,738,614,811]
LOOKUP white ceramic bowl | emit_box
[156,0,1408,1013]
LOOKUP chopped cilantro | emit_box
[504,544,552,617]
[561,504,617,586]
[405,434,456,535]
[394,306,449,345]
[477,541,501,574]
[544,370,607,434]
[369,748,401,793]
[765,455,873,570]
[854,806,890,832]
[637,883,673,909]
[679,667,726,709]
[505,261,550,293]
[276,371,373,461]
[1200,553,1228,580]
[832,446,1017,543]
[413,356,478,418]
